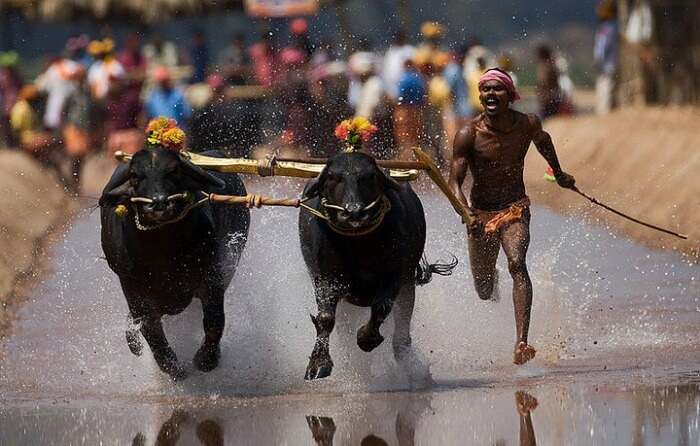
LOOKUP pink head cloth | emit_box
[478,68,520,101]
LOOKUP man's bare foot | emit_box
[515,391,538,414]
[513,341,536,365]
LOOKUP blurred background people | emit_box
[594,0,619,114]
[145,66,191,125]
[189,30,210,84]
[218,33,250,86]
[535,44,562,119]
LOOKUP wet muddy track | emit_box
[1,179,698,444]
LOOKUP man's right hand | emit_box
[463,210,484,237]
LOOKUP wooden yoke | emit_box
[412,147,473,226]
[114,151,419,182]
[114,149,471,225]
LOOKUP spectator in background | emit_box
[594,0,619,114]
[248,32,275,87]
[443,46,472,145]
[118,33,146,74]
[535,45,562,119]
[418,21,445,53]
[62,67,92,193]
[349,51,384,120]
[394,59,426,160]
[218,33,250,86]
[0,51,23,147]
[10,85,58,158]
[189,30,210,84]
[36,44,82,132]
[146,66,191,125]
[382,31,415,100]
[497,53,518,87]
[87,38,125,100]
[347,37,374,111]
[289,18,314,59]
[278,47,312,148]
[425,51,452,166]
[143,34,179,69]
[463,40,494,114]
[105,77,143,156]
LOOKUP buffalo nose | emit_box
[149,194,168,211]
[338,203,367,223]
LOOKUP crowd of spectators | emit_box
[0,18,578,193]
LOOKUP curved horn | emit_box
[302,164,328,199]
[99,162,132,206]
[178,153,226,190]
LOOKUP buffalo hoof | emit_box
[193,344,220,372]
[357,325,384,352]
[393,341,411,361]
[155,351,188,380]
[305,359,333,380]
[164,363,188,381]
[126,330,143,356]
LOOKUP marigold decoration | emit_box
[145,116,186,151]
[334,117,378,152]
[114,204,129,218]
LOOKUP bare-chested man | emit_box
[448,68,576,365]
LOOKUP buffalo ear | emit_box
[179,155,226,191]
[302,165,328,199]
[99,162,133,206]
[381,168,402,192]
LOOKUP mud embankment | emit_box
[0,150,74,335]
[525,106,699,260]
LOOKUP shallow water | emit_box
[0,179,698,444]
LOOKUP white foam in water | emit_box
[0,179,698,399]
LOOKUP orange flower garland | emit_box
[334,117,378,151]
[145,117,185,151]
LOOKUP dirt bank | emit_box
[524,106,699,260]
[0,150,74,335]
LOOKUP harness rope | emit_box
[127,189,391,237]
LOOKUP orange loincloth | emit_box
[473,197,531,235]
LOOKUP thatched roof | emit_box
[2,0,243,23]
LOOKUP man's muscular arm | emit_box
[529,114,576,189]
[448,125,482,234]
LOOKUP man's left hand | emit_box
[555,171,576,189]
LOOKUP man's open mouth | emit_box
[485,97,499,108]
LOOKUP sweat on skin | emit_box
[448,68,576,365]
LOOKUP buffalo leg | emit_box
[125,314,143,357]
[357,279,401,352]
[194,287,225,372]
[305,279,339,380]
[392,284,416,360]
[121,280,146,357]
[140,316,187,380]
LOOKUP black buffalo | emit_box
[99,147,250,379]
[299,152,456,380]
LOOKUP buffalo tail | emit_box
[415,254,458,286]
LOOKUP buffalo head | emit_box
[303,152,401,233]
[100,146,224,227]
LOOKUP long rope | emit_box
[573,187,688,240]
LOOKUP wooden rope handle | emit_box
[208,193,301,208]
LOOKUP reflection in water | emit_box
[1,380,700,444]
[516,391,538,446]
[306,416,336,446]
[494,391,538,446]
[132,410,223,446]
[307,393,431,445]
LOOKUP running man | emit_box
[448,68,576,365]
